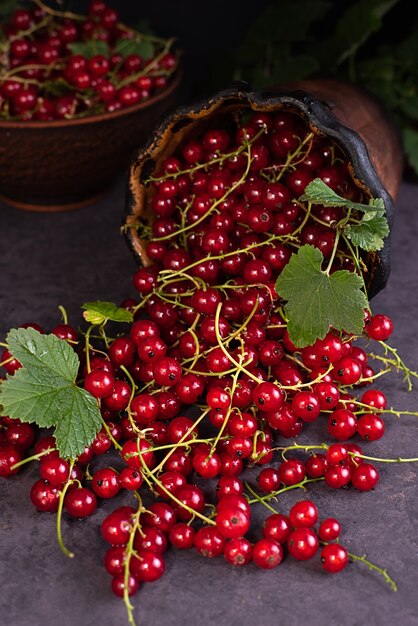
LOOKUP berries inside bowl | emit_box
[124,82,402,302]
[0,0,183,211]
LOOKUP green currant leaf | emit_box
[299,178,385,213]
[266,54,319,84]
[345,212,389,251]
[42,78,75,97]
[242,1,332,44]
[113,38,155,60]
[403,127,418,177]
[315,0,400,67]
[0,328,102,459]
[275,245,368,348]
[81,301,133,325]
[68,40,110,59]
[0,0,21,18]
[399,95,418,123]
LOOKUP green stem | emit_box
[343,398,418,419]
[10,446,57,470]
[342,236,370,310]
[116,38,176,88]
[84,325,96,374]
[147,125,267,183]
[152,142,254,243]
[157,233,284,283]
[122,497,144,626]
[33,0,86,21]
[247,477,324,506]
[56,460,76,559]
[120,365,138,412]
[149,409,210,475]
[144,437,224,455]
[370,341,418,391]
[325,229,341,275]
[58,305,69,325]
[209,364,242,455]
[354,453,418,464]
[279,442,418,465]
[140,449,215,525]
[117,22,170,45]
[273,132,315,182]
[346,550,397,591]
[245,482,277,513]
[101,418,123,451]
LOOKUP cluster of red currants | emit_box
[0,104,405,621]
[0,0,179,120]
[100,496,349,601]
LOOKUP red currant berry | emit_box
[333,357,362,385]
[252,538,283,569]
[365,314,394,341]
[320,543,349,573]
[111,573,139,598]
[305,454,328,478]
[287,527,319,560]
[215,504,250,539]
[252,382,285,412]
[39,457,70,485]
[194,526,225,558]
[223,537,253,566]
[262,513,292,544]
[120,466,143,491]
[101,508,135,545]
[289,499,318,529]
[169,523,195,549]
[324,464,351,489]
[327,408,357,440]
[30,479,61,513]
[84,369,115,399]
[318,518,342,541]
[134,527,168,554]
[278,458,306,486]
[357,413,385,441]
[64,487,97,518]
[91,467,121,499]
[351,462,379,491]
[291,391,321,422]
[104,545,127,576]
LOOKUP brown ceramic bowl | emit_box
[0,67,183,212]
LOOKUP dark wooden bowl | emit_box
[123,79,403,299]
[0,67,183,212]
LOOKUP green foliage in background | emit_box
[212,0,418,177]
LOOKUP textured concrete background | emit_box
[1,178,418,626]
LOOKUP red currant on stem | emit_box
[169,523,195,549]
[320,543,349,573]
[287,527,319,560]
[64,487,97,518]
[318,518,341,541]
[289,499,318,528]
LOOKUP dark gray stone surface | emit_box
[1,178,418,626]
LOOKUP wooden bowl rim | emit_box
[0,67,183,130]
